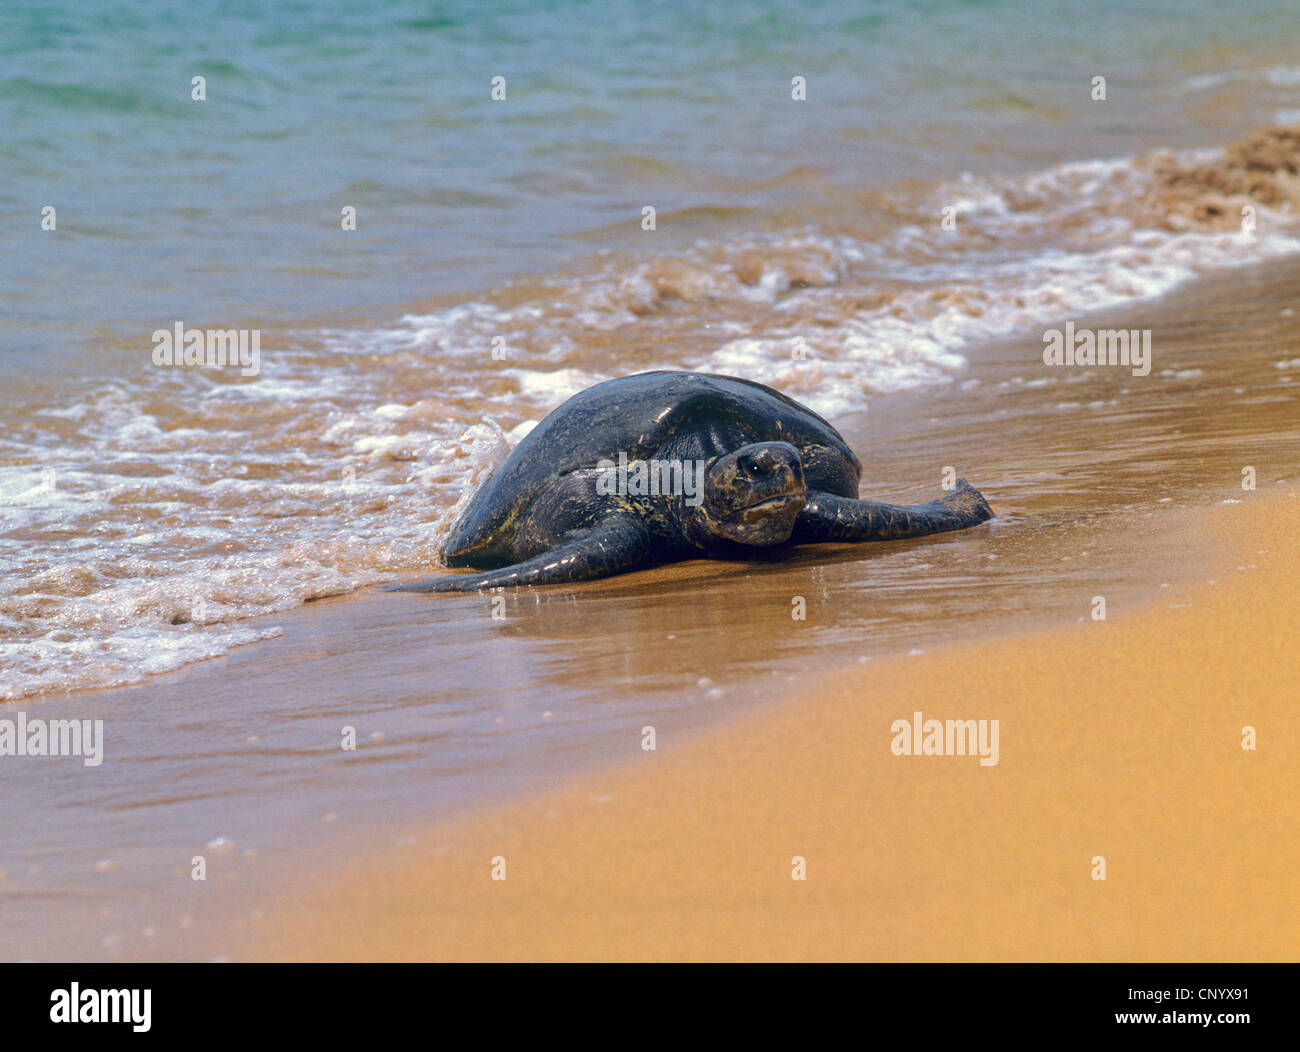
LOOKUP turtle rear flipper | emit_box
[386,515,654,593]
[793,478,993,543]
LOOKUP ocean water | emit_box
[3,0,1300,698]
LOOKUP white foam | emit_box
[1265,66,1300,88]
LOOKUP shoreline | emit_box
[6,247,1300,961]
[8,124,1300,706]
[247,483,1300,961]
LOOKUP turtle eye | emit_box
[737,452,766,479]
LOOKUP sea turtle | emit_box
[388,371,992,593]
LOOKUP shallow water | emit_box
[6,0,1300,362]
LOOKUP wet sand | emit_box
[4,253,1299,961]
[249,483,1300,961]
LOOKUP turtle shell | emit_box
[444,371,861,559]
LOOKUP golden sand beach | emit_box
[249,482,1300,961]
[230,242,1300,963]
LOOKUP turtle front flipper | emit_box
[386,515,654,593]
[792,478,993,543]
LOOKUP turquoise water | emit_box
[4,0,1299,370]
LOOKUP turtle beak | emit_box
[739,492,806,523]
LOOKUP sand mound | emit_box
[1145,127,1300,231]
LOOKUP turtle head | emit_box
[689,441,806,547]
